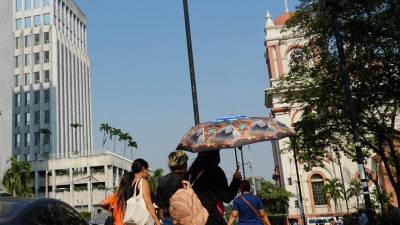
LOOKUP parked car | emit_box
[0,197,88,225]
[307,217,331,225]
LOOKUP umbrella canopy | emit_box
[177,115,294,152]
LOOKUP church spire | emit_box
[284,0,289,12]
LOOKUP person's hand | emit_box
[233,168,242,180]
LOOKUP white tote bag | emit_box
[123,179,154,225]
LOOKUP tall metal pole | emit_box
[336,149,350,213]
[239,147,246,179]
[291,137,307,225]
[326,0,374,222]
[182,0,200,125]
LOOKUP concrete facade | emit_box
[12,0,93,162]
[0,0,14,190]
[263,10,373,222]
[30,151,132,215]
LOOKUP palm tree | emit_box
[118,132,130,157]
[99,123,111,150]
[347,178,362,210]
[39,128,51,157]
[2,157,33,197]
[148,168,164,195]
[323,178,344,213]
[70,123,82,155]
[109,128,121,153]
[127,140,138,160]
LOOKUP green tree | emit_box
[148,168,164,195]
[272,0,400,205]
[347,178,361,211]
[118,132,130,157]
[100,123,111,149]
[2,157,33,197]
[256,177,294,214]
[109,128,121,153]
[127,140,138,160]
[322,178,343,213]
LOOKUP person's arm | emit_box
[227,210,239,225]
[159,208,165,221]
[99,194,114,211]
[141,179,161,225]
[259,209,272,225]
[214,167,241,203]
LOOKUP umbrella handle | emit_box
[234,148,239,169]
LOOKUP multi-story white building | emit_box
[0,0,134,214]
[0,0,14,189]
[12,0,93,162]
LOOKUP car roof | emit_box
[0,197,64,204]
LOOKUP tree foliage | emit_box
[2,157,33,197]
[322,178,343,213]
[256,178,294,214]
[272,0,400,205]
[148,168,164,196]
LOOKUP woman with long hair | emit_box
[99,172,133,225]
[130,158,161,225]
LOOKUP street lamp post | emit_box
[291,137,307,225]
[182,0,200,125]
[325,0,374,222]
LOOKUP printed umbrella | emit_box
[176,115,294,152]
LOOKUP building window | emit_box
[43,13,50,25]
[15,74,20,87]
[43,0,49,7]
[44,32,49,43]
[24,17,32,29]
[25,112,30,126]
[44,89,50,103]
[34,52,40,64]
[15,114,21,127]
[34,0,41,8]
[24,73,30,85]
[34,71,40,84]
[16,0,23,12]
[44,70,50,82]
[43,132,50,144]
[15,134,21,148]
[24,133,31,147]
[34,90,40,104]
[15,18,23,30]
[34,15,41,27]
[24,53,30,66]
[34,111,40,124]
[15,93,21,107]
[25,92,31,105]
[24,0,32,10]
[44,51,49,63]
[34,132,40,145]
[44,110,50,123]
[15,55,20,68]
[15,37,20,49]
[24,35,30,47]
[34,33,40,45]
[311,174,327,205]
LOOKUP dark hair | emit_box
[240,180,251,192]
[131,158,149,174]
[115,172,133,211]
[188,150,220,182]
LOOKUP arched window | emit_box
[311,174,327,205]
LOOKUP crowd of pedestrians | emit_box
[99,150,272,225]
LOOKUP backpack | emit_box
[169,169,209,225]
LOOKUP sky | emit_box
[74,0,298,180]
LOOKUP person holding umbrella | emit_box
[186,150,242,225]
[227,180,272,225]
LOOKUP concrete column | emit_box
[69,168,74,207]
[104,165,108,197]
[34,171,39,197]
[87,166,92,215]
[45,170,48,197]
[115,167,120,188]
[52,169,56,198]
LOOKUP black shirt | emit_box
[156,171,185,217]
